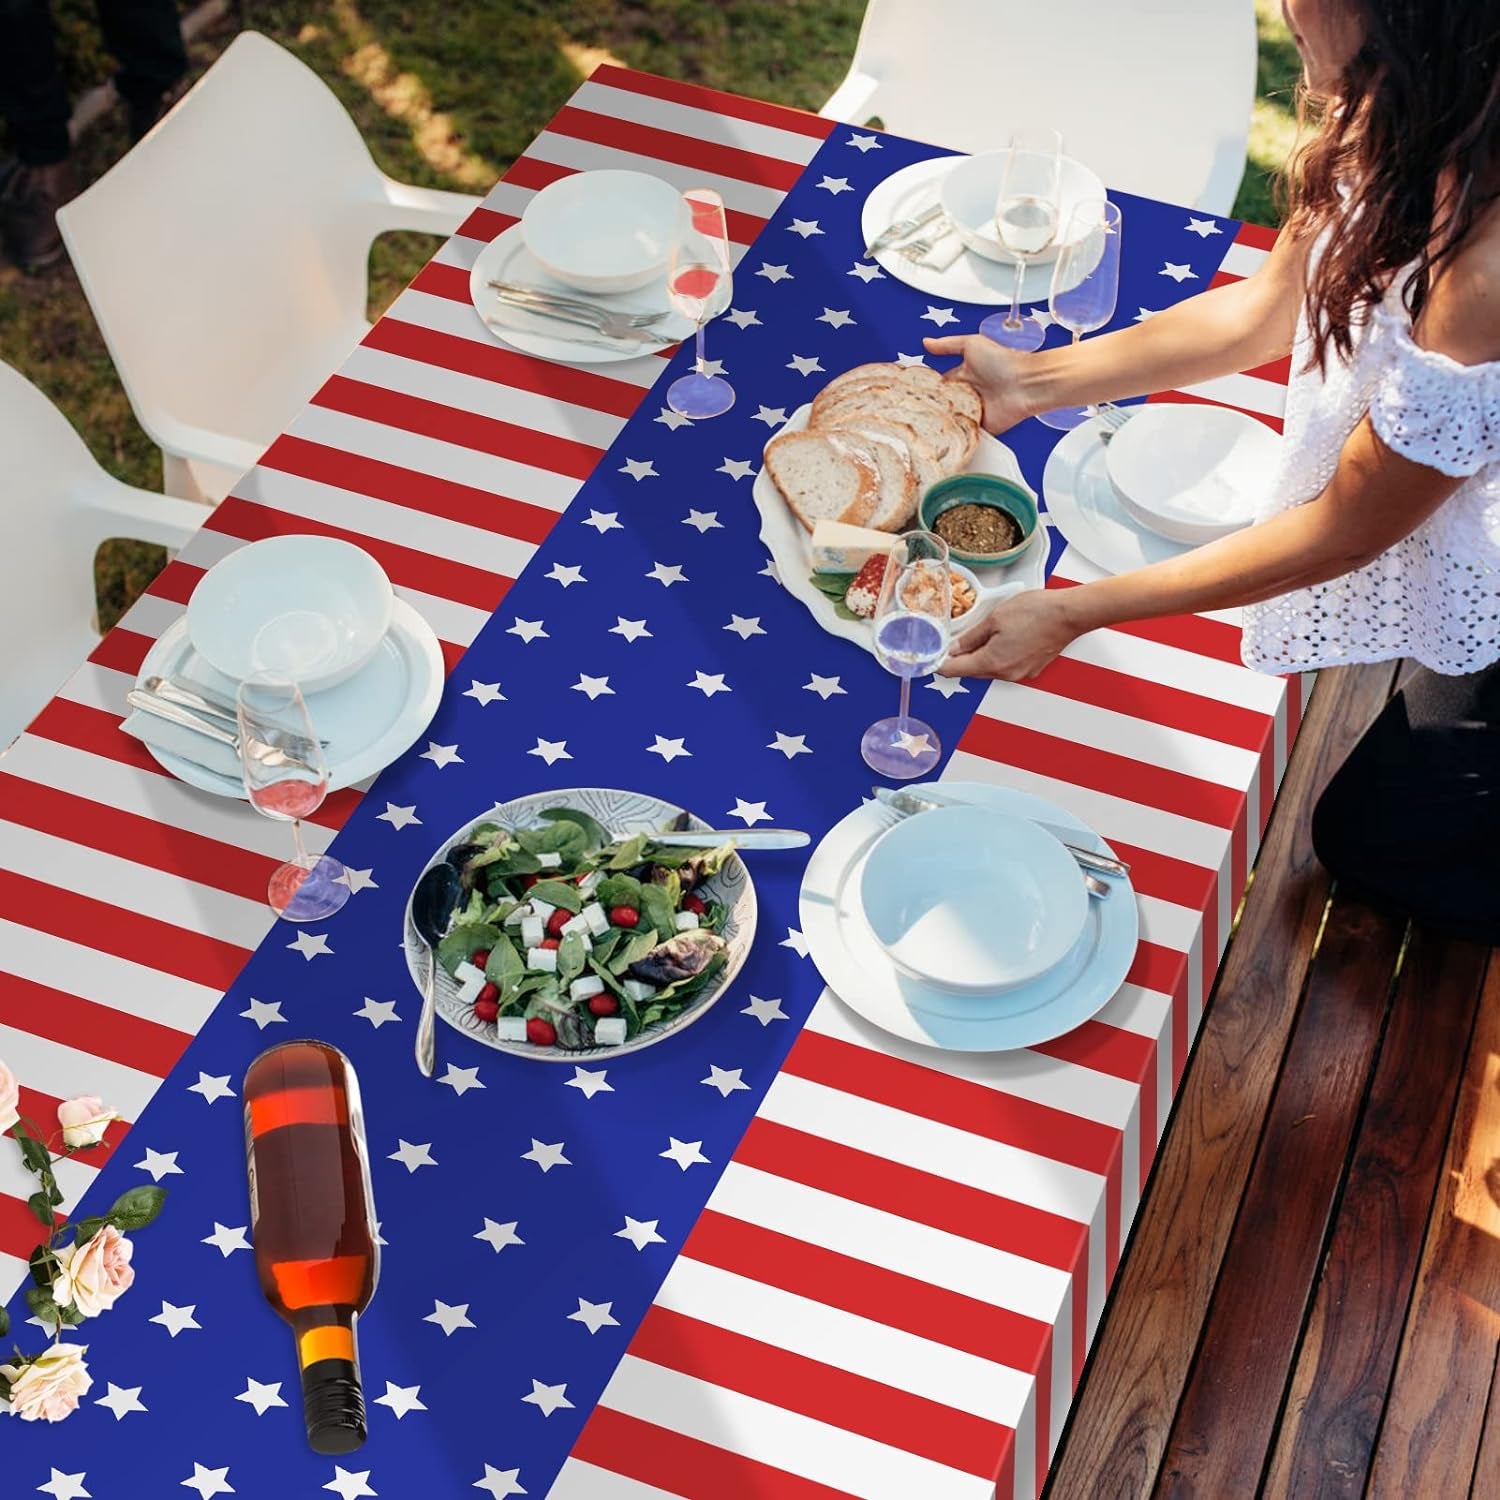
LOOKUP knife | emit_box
[864,201,945,258]
[872,785,1130,878]
[652,829,810,850]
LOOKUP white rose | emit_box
[0,1343,91,1422]
[0,1056,17,1135]
[56,1096,117,1150]
[51,1224,135,1319]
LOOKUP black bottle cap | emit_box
[301,1358,366,1455]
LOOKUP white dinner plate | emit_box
[800,783,1139,1052]
[135,599,444,798]
[468,224,695,365]
[1042,418,1196,577]
[859,156,1100,306]
[752,403,1047,653]
[405,787,757,1060]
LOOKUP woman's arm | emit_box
[923,224,1313,433]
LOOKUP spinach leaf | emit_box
[606,833,650,870]
[702,900,728,935]
[808,570,854,599]
[499,972,550,1014]
[481,897,521,926]
[528,879,582,914]
[518,822,588,865]
[558,932,588,984]
[538,806,611,853]
[649,951,727,1005]
[608,928,658,975]
[585,955,632,1003]
[438,923,499,977]
[554,1009,592,1050]
[597,873,643,909]
[468,821,508,843]
[639,883,677,941]
[454,889,487,927]
[483,935,524,982]
[523,983,565,1020]
[591,930,622,966]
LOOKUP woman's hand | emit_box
[922,334,1036,434]
[941,588,1079,680]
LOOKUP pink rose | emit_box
[0,1056,17,1135]
[51,1224,134,1319]
[56,1096,117,1150]
[0,1343,91,1422]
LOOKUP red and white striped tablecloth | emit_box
[0,67,1291,1498]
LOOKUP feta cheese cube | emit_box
[561,911,591,938]
[519,915,545,949]
[536,851,562,868]
[593,1017,627,1045]
[529,899,556,922]
[581,902,609,937]
[503,904,531,927]
[527,946,558,973]
[453,960,486,986]
[674,911,701,931]
[495,1016,528,1042]
[577,870,602,897]
[456,971,487,1005]
[569,975,605,1003]
[622,979,656,1003]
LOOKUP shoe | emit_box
[0,159,77,272]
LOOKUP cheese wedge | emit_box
[810,519,907,574]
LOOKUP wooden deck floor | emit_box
[1046,663,1500,1499]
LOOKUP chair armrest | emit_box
[374,176,485,238]
[87,481,209,552]
[150,416,264,477]
[820,70,881,124]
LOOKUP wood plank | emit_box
[1153,897,1405,1497]
[1466,1336,1500,1497]
[1043,661,1399,1498]
[1264,926,1488,1499]
[1368,952,1500,1498]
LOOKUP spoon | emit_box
[410,863,461,1078]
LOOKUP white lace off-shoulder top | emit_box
[1241,271,1500,675]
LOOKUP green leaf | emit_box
[28,1246,58,1288]
[808,569,854,599]
[606,834,650,871]
[14,1129,50,1177]
[703,900,729,935]
[0,1305,9,1339]
[557,932,588,985]
[454,888,487,927]
[71,1216,106,1246]
[585,955,633,1004]
[590,930,622,967]
[596,874,643,910]
[483,935,524,983]
[639,883,676,942]
[498,972,550,1015]
[608,928,658,975]
[24,1286,64,1327]
[106,1184,167,1231]
[25,1192,55,1230]
[833,599,863,621]
[437,922,501,978]
[517,822,588,865]
[537,806,611,852]
[652,951,728,1005]
[528,879,582,914]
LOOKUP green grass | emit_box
[2,0,1302,631]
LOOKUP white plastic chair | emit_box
[822,0,1258,215]
[57,31,481,504]
[0,360,207,749]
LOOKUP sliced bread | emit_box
[823,422,919,532]
[929,378,983,426]
[763,429,880,532]
[814,384,979,477]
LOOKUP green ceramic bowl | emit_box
[919,474,1040,566]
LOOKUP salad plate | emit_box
[405,788,757,1060]
[753,403,1046,653]
[799,782,1138,1051]
[467,224,694,365]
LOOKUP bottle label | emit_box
[243,1106,259,1229]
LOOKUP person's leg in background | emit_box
[0,0,77,269]
[96,0,187,142]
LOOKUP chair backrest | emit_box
[836,0,1258,213]
[56,31,383,458]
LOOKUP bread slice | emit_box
[930,378,983,426]
[815,384,979,478]
[823,423,919,532]
[763,430,880,531]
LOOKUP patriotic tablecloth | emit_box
[0,67,1293,1500]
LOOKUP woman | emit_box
[924,0,1500,941]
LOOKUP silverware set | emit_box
[486,280,679,346]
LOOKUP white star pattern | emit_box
[439,1064,484,1096]
[893,729,934,758]
[759,557,781,583]
[521,1139,570,1172]
[654,406,692,430]
[239,998,284,1029]
[847,132,881,152]
[803,673,846,699]
[787,217,823,238]
[688,671,730,697]
[420,741,463,769]
[373,1382,427,1419]
[920,305,959,327]
[545,562,586,588]
[376,803,421,830]
[188,1072,234,1104]
[683,508,722,532]
[287,931,332,960]
[786,353,824,375]
[1134,306,1160,322]
[751,404,788,427]
[568,1298,620,1334]
[698,358,728,379]
[894,351,928,366]
[571,673,613,700]
[475,1218,525,1253]
[648,736,691,763]
[742,994,789,1025]
[610,617,652,642]
[725,307,761,328]
[134,1147,182,1182]
[817,175,853,194]
[728,799,771,826]
[615,1216,666,1250]
[926,675,970,698]
[646,561,687,587]
[725,615,765,639]
[234,1379,287,1416]
[425,1300,475,1336]
[150,1300,200,1336]
[507,618,548,643]
[521,1379,574,1417]
[388,1139,437,1172]
[334,866,377,893]
[1160,262,1198,283]
[816,307,855,329]
[754,262,792,283]
[768,731,811,758]
[848,261,884,282]
[702,1065,750,1097]
[463,679,505,705]
[37,1470,90,1500]
[527,738,572,766]
[180,1464,234,1498]
[660,1137,710,1170]
[201,1222,251,1258]
[619,458,658,480]
[473,1466,527,1498]
[1186,217,1223,238]
[716,457,755,480]
[564,1067,612,1099]
[323,1468,377,1500]
[355,997,401,1027]
[781,928,811,958]
[96,1382,147,1419]
[583,510,622,533]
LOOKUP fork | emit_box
[1093,402,1135,440]
[487,281,675,343]
[898,216,953,262]
[125,688,315,773]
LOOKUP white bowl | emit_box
[186,535,394,693]
[520,169,681,294]
[1105,404,1279,545]
[939,150,1108,266]
[860,806,1088,994]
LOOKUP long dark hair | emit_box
[1284,1,1500,371]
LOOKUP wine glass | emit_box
[861,531,953,781]
[1037,199,1123,431]
[236,671,350,922]
[978,128,1063,352]
[666,188,735,419]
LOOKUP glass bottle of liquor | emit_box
[243,1041,380,1455]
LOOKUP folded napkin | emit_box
[121,709,245,788]
[912,220,968,272]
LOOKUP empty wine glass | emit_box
[862,531,952,781]
[1037,199,1123,431]
[978,128,1062,352]
[236,671,350,922]
[666,188,735,419]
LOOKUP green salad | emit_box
[437,807,735,1049]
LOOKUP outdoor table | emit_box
[0,66,1293,1499]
